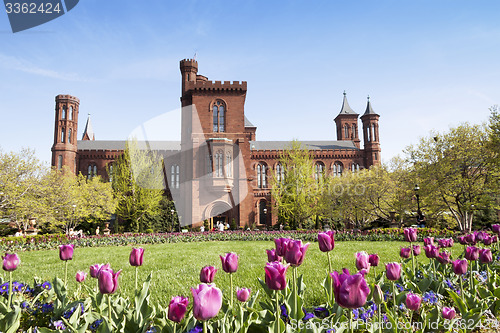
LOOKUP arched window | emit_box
[171,164,180,189]
[333,163,343,177]
[276,163,284,184]
[215,151,223,177]
[257,163,267,188]
[93,165,97,177]
[226,152,232,177]
[69,106,73,120]
[367,126,371,142]
[88,164,97,179]
[62,106,66,119]
[68,128,72,144]
[315,162,325,181]
[344,124,349,138]
[259,200,267,225]
[57,155,63,170]
[212,100,226,132]
[61,128,65,143]
[372,124,377,142]
[351,163,360,172]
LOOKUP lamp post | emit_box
[170,209,176,232]
[414,185,424,226]
[263,208,268,229]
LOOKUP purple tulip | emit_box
[475,231,485,242]
[274,238,290,257]
[284,240,310,267]
[442,307,456,320]
[412,245,421,256]
[330,268,370,309]
[493,236,498,244]
[168,296,189,323]
[437,251,451,265]
[385,262,401,281]
[465,233,476,245]
[220,253,238,273]
[447,238,454,247]
[264,261,289,290]
[452,259,468,275]
[423,237,434,246]
[59,244,75,261]
[400,247,411,259]
[191,283,222,321]
[404,228,417,242]
[318,231,335,252]
[236,287,251,302]
[266,249,282,263]
[424,245,439,259]
[492,224,500,234]
[458,236,467,245]
[200,266,217,283]
[483,235,493,245]
[479,248,493,264]
[98,268,121,294]
[368,254,380,267]
[406,293,422,311]
[76,271,87,283]
[355,251,370,272]
[129,247,144,267]
[89,263,110,278]
[465,246,479,261]
[2,253,20,271]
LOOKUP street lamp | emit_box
[263,208,268,228]
[414,185,424,226]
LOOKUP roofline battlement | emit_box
[186,80,247,92]
[56,94,80,103]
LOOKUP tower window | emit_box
[344,124,349,138]
[69,106,73,120]
[68,128,72,144]
[171,164,180,189]
[372,124,377,142]
[61,128,65,143]
[257,163,267,188]
[367,126,371,142]
[58,155,63,170]
[315,162,325,181]
[62,106,66,119]
[212,100,226,132]
[374,153,378,161]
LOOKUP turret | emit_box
[361,96,381,166]
[51,94,80,173]
[334,92,360,148]
[180,58,198,95]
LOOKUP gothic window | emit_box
[372,124,377,141]
[62,106,66,119]
[367,126,371,142]
[352,124,357,138]
[351,163,360,172]
[276,163,284,184]
[215,151,223,177]
[314,162,325,181]
[374,152,378,161]
[257,163,267,188]
[212,100,226,132]
[57,155,63,170]
[68,128,72,143]
[226,152,232,177]
[333,163,343,177]
[69,106,73,120]
[344,124,349,138]
[171,164,180,189]
[87,164,97,179]
[61,128,65,143]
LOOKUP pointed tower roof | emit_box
[338,91,358,115]
[82,114,95,141]
[362,95,379,116]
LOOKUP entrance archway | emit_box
[203,201,232,230]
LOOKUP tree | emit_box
[111,140,164,232]
[270,141,321,229]
[405,123,499,232]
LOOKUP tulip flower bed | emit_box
[0,227,455,253]
[1,228,500,332]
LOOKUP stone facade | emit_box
[51,59,381,229]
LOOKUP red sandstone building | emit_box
[51,59,381,229]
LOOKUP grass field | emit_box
[2,241,464,307]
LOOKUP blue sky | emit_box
[1,0,499,164]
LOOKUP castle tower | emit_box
[334,92,360,148]
[180,58,198,100]
[51,94,80,173]
[361,96,381,166]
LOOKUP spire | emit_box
[82,114,95,141]
[363,95,379,116]
[339,91,358,115]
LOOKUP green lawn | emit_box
[3,241,464,307]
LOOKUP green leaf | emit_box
[416,278,431,293]
[2,305,21,333]
[447,289,467,315]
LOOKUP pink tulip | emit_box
[483,235,493,246]
[423,237,434,246]
[236,287,251,302]
[437,251,451,265]
[318,231,335,252]
[330,268,370,309]
[220,253,238,273]
[2,253,20,271]
[452,259,468,275]
[465,246,479,261]
[465,233,476,245]
[355,252,370,272]
[284,240,310,267]
[475,231,486,242]
[442,307,456,320]
[479,248,493,264]
[406,293,422,311]
[98,268,121,294]
[264,261,289,290]
[412,245,421,256]
[89,263,110,278]
[168,296,189,323]
[200,266,217,283]
[76,271,87,283]
[385,262,401,281]
[492,224,500,234]
[266,249,282,262]
[129,247,144,267]
[400,247,411,259]
[368,254,380,267]
[274,238,290,257]
[404,228,417,242]
[424,245,439,258]
[59,244,75,261]
[191,284,222,321]
[458,236,467,245]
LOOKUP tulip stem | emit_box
[378,304,382,333]
[349,309,353,333]
[293,266,298,319]
[203,320,208,333]
[230,273,234,308]
[7,271,12,309]
[392,282,398,333]
[469,262,473,293]
[108,294,112,325]
[135,266,138,294]
[173,323,176,333]
[64,260,68,288]
[410,241,415,276]
[460,274,465,303]
[275,291,280,333]
[327,251,332,274]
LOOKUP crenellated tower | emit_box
[51,95,79,173]
[334,92,360,148]
[361,96,381,166]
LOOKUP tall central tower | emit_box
[51,94,80,173]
